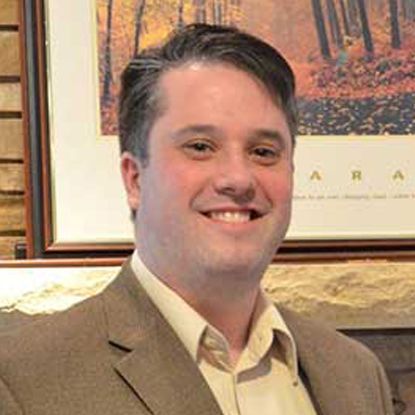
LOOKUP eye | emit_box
[188,142,211,152]
[182,139,215,159]
[250,145,281,165]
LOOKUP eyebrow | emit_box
[170,125,220,140]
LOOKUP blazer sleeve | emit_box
[0,378,23,415]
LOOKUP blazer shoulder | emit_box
[279,305,374,357]
[0,260,135,359]
[0,291,106,360]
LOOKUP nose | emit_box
[212,153,255,202]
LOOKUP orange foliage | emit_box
[96,0,415,135]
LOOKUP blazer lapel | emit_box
[279,307,370,415]
[102,260,223,415]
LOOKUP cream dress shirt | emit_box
[131,251,317,415]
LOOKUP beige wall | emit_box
[0,0,25,259]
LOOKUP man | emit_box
[0,24,393,414]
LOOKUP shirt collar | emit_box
[130,250,299,382]
[263,297,300,383]
[236,292,299,382]
[131,250,206,359]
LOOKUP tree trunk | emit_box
[193,0,206,23]
[311,0,331,59]
[177,0,185,29]
[401,0,408,19]
[347,0,361,36]
[212,0,223,24]
[222,0,229,25]
[389,0,401,48]
[326,0,344,48]
[339,0,351,36]
[401,0,415,20]
[356,0,374,53]
[133,0,146,56]
[103,0,114,105]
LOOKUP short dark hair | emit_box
[119,23,297,164]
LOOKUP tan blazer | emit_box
[0,260,394,415]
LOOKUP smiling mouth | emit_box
[202,210,262,223]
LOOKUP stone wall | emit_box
[264,262,415,329]
[1,262,415,329]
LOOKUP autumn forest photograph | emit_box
[97,0,415,137]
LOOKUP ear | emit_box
[120,152,142,212]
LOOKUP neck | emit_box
[194,288,260,366]
[137,246,267,363]
[163,269,262,364]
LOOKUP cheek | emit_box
[263,170,293,203]
[146,168,200,214]
[164,158,210,195]
[278,176,294,198]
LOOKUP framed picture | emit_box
[22,0,415,260]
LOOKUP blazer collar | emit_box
[101,260,222,415]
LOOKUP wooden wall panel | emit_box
[0,83,21,111]
[0,195,25,232]
[0,1,24,259]
[0,119,23,159]
[0,32,20,76]
[0,236,24,259]
[0,164,24,191]
[0,0,18,25]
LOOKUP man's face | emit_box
[122,63,294,282]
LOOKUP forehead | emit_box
[159,61,274,98]
[155,62,284,122]
[147,62,292,153]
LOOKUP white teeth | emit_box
[209,211,250,223]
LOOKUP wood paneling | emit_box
[0,195,25,232]
[0,163,24,191]
[0,32,20,76]
[0,119,23,158]
[0,83,21,111]
[0,0,24,259]
[0,0,18,25]
[0,236,24,259]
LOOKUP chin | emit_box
[202,249,270,278]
